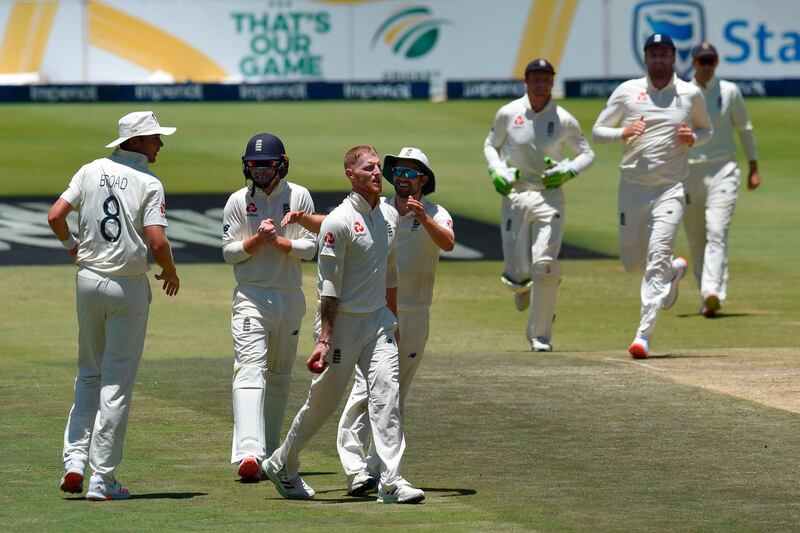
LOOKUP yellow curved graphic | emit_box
[0,2,58,74]
[89,1,226,82]
[514,0,578,78]
[384,16,427,44]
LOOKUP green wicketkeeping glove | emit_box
[541,156,577,189]
[490,166,520,196]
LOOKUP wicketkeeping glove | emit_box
[541,157,577,189]
[489,166,520,196]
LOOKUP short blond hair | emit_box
[343,145,378,170]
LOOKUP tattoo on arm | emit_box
[319,296,339,338]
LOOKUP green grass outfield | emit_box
[1,99,799,530]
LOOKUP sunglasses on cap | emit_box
[246,159,282,168]
[697,57,717,66]
[392,166,424,179]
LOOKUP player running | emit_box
[592,34,713,358]
[483,58,595,352]
[684,42,761,317]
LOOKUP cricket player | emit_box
[483,58,595,352]
[263,146,425,504]
[48,111,180,500]
[685,42,761,318]
[282,148,454,496]
[592,33,713,358]
[222,133,316,482]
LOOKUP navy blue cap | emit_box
[644,33,675,51]
[692,42,718,58]
[524,58,556,76]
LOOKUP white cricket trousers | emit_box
[266,307,407,489]
[501,188,564,343]
[619,180,685,340]
[230,285,304,463]
[337,309,429,477]
[63,267,150,481]
[684,159,740,303]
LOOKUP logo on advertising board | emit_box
[371,5,448,59]
[632,0,706,78]
[231,9,331,79]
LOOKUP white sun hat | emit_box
[105,111,176,148]
[383,146,436,195]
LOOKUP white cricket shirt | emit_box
[688,76,757,165]
[60,148,168,276]
[222,179,317,289]
[483,97,595,191]
[384,195,453,312]
[592,73,713,185]
[317,192,399,314]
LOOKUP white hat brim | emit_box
[105,126,176,148]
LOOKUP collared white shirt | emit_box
[593,73,713,185]
[317,192,399,314]
[61,148,168,276]
[483,96,595,191]
[384,195,453,312]
[688,76,757,165]
[222,179,317,289]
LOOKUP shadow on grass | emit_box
[64,492,208,501]
[271,486,477,504]
[129,492,207,500]
[648,354,728,359]
[676,312,754,319]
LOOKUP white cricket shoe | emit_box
[85,475,130,501]
[531,338,553,352]
[263,462,315,500]
[59,462,85,494]
[377,483,425,504]
[661,257,688,310]
[514,291,531,311]
[347,471,377,496]
[628,337,649,359]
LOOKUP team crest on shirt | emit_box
[246,202,258,216]
[513,115,525,128]
[547,121,555,137]
[353,221,365,235]
[323,231,335,244]
[411,219,420,231]
[282,203,290,215]
[160,202,166,215]
[635,91,648,103]
[446,219,452,228]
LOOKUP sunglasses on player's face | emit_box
[392,166,424,179]
[246,159,281,168]
[697,57,717,66]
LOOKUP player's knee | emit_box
[233,364,266,388]
[532,260,561,285]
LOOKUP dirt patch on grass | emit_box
[602,347,800,414]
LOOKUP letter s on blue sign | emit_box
[725,20,750,63]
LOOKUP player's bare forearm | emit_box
[318,295,339,342]
[146,225,180,295]
[282,210,324,233]
[47,198,74,240]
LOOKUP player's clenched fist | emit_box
[306,340,330,374]
[675,122,695,147]
[622,115,647,141]
[257,218,277,243]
